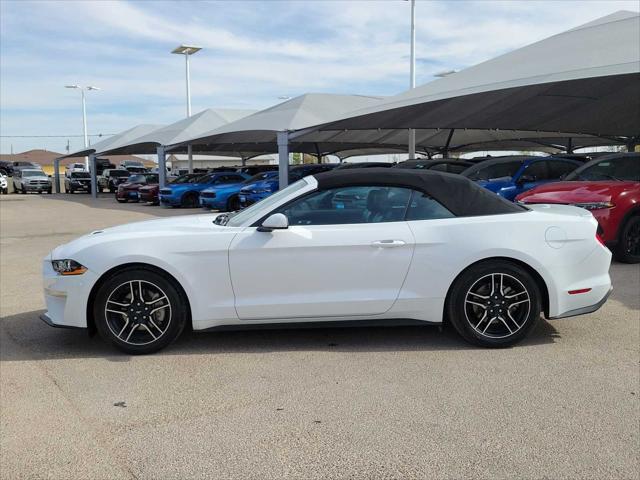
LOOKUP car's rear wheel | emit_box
[181,191,199,208]
[615,215,640,264]
[93,268,188,354]
[447,260,541,347]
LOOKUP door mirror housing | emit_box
[258,213,289,232]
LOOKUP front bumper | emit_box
[139,192,158,203]
[200,196,223,209]
[159,194,182,206]
[117,190,140,200]
[42,257,98,328]
[23,184,51,191]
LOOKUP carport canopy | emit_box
[53,124,164,195]
[309,11,640,146]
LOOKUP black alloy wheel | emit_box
[226,195,241,212]
[181,192,199,208]
[615,216,640,264]
[447,260,541,347]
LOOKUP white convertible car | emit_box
[42,169,612,354]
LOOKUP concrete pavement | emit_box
[1,193,638,479]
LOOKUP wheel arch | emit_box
[444,256,550,321]
[86,262,193,336]
[614,204,640,243]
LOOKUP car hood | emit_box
[51,214,228,259]
[516,181,638,203]
[24,175,50,181]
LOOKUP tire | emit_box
[614,215,640,264]
[1,188,6,195]
[21,185,27,194]
[181,191,199,208]
[93,267,189,354]
[109,187,115,193]
[47,189,52,194]
[226,195,241,212]
[446,260,541,348]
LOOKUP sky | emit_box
[1,0,638,154]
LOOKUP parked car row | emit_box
[103,153,639,263]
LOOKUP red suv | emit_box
[516,153,639,263]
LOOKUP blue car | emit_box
[239,164,336,206]
[159,171,249,208]
[199,171,278,211]
[461,156,582,201]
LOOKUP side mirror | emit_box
[257,213,289,232]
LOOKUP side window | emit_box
[548,160,578,178]
[275,185,412,226]
[406,191,455,221]
[521,161,550,181]
[467,161,523,181]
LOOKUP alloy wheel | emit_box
[464,273,530,339]
[104,280,172,346]
[624,218,640,257]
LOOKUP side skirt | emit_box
[197,318,440,333]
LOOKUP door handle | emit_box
[371,240,406,248]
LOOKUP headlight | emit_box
[51,259,87,275]
[255,188,273,194]
[571,202,614,211]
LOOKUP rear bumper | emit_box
[549,286,613,319]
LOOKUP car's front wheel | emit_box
[181,191,199,208]
[226,195,241,212]
[447,260,541,347]
[93,267,188,354]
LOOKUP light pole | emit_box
[408,0,416,160]
[172,44,202,173]
[65,85,100,170]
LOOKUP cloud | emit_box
[1,0,638,153]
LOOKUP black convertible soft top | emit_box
[313,167,524,217]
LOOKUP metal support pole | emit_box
[408,0,416,160]
[81,89,89,171]
[277,131,289,190]
[241,157,247,166]
[314,143,323,164]
[187,144,193,173]
[443,129,455,158]
[53,158,60,193]
[185,53,194,173]
[157,146,167,188]
[89,154,98,198]
[566,137,573,154]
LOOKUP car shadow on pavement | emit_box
[0,310,560,362]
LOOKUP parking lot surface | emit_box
[1,193,638,479]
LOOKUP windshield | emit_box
[71,172,90,178]
[226,179,309,227]
[110,170,130,177]
[244,172,276,184]
[565,156,640,181]
[22,170,43,177]
[463,161,523,181]
[194,173,216,184]
[171,173,203,184]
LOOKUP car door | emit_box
[228,185,415,320]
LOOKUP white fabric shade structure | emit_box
[53,124,164,195]
[304,11,639,152]
[174,11,639,188]
[92,108,256,188]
